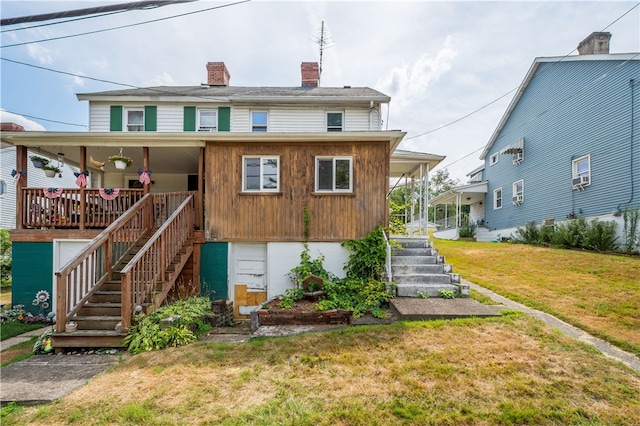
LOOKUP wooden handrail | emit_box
[120,195,195,330]
[54,194,155,333]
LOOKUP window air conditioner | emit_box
[512,152,523,164]
[512,194,523,205]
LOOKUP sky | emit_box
[1,0,639,182]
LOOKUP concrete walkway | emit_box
[0,326,50,352]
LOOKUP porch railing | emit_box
[21,188,144,229]
[54,194,155,333]
[120,194,195,330]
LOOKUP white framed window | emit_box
[326,111,344,132]
[572,154,591,189]
[493,187,502,209]
[512,179,524,205]
[125,108,144,132]
[251,111,268,132]
[242,156,279,192]
[490,153,499,166]
[198,109,217,132]
[315,156,353,192]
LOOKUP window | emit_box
[251,111,268,132]
[242,156,279,192]
[126,108,144,132]
[572,155,591,189]
[198,109,217,132]
[493,187,502,209]
[490,153,499,166]
[327,112,343,132]
[315,157,353,192]
[512,180,524,205]
[0,180,6,196]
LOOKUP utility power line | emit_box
[0,1,197,26]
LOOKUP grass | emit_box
[1,321,47,341]
[4,314,640,425]
[1,337,37,367]
[431,238,640,356]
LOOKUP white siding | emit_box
[270,108,325,132]
[345,109,374,131]
[89,104,110,132]
[156,105,183,132]
[231,107,250,132]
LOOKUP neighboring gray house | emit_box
[432,32,640,242]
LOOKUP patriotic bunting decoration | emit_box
[43,188,63,199]
[11,169,26,184]
[138,168,152,186]
[74,170,89,188]
[99,188,120,200]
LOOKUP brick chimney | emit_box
[577,32,611,55]
[1,122,25,132]
[206,62,230,86]
[301,62,319,87]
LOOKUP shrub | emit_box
[512,221,542,245]
[458,224,476,238]
[552,217,588,248]
[623,208,640,253]
[583,219,618,252]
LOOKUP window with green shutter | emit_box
[144,106,157,131]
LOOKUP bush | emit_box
[623,208,640,253]
[583,219,618,252]
[458,224,476,238]
[0,229,11,288]
[124,297,213,354]
[553,217,588,248]
[512,221,542,245]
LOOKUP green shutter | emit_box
[144,106,157,131]
[184,106,196,131]
[110,105,122,131]
[200,242,229,299]
[12,242,53,315]
[218,107,230,132]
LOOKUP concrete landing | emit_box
[390,297,502,321]
[0,354,123,406]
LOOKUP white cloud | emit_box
[26,43,53,65]
[0,110,46,131]
[144,72,176,87]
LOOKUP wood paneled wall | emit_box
[206,141,389,242]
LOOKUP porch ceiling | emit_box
[430,182,488,205]
[390,149,446,178]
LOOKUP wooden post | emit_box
[80,146,87,230]
[55,273,66,333]
[15,145,27,229]
[121,272,132,331]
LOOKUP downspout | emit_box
[616,78,636,214]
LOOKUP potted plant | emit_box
[30,155,50,169]
[42,164,60,178]
[108,153,133,170]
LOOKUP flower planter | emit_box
[32,160,45,169]
[113,160,128,170]
[65,322,77,333]
[44,169,57,178]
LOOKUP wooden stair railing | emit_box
[119,195,195,331]
[54,194,155,334]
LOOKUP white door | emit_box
[52,239,92,311]
[233,243,267,291]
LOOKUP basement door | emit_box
[52,239,93,312]
[232,243,267,317]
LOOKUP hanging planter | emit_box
[30,155,50,169]
[108,149,133,170]
[43,164,60,178]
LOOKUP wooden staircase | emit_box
[51,193,196,351]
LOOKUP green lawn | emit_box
[431,238,640,356]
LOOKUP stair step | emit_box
[73,315,121,330]
[391,264,446,274]
[393,238,432,249]
[89,291,121,303]
[101,281,122,291]
[396,283,460,298]
[393,247,437,257]
[51,330,126,348]
[77,302,122,316]
[391,255,439,265]
[394,273,453,285]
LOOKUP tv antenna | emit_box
[313,21,334,85]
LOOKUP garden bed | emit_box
[253,299,353,328]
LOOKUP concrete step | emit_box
[394,273,453,285]
[396,283,460,298]
[391,264,448,275]
[393,247,437,257]
[391,255,439,265]
[393,238,432,249]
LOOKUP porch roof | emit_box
[390,149,446,178]
[429,181,488,205]
[1,130,406,175]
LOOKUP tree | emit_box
[428,169,460,198]
[0,229,11,288]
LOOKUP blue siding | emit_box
[484,59,640,231]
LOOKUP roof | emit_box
[77,85,391,104]
[429,181,488,205]
[479,52,639,160]
[390,149,446,178]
